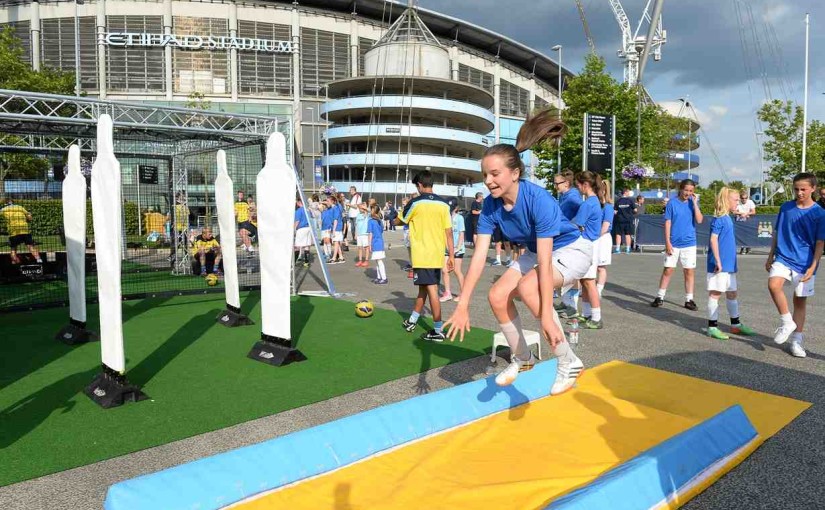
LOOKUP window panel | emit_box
[300,27,350,98]
[41,17,98,89]
[358,37,374,76]
[237,20,292,97]
[173,17,229,94]
[499,80,529,117]
[106,16,165,92]
[457,63,493,94]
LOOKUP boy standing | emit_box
[397,171,454,341]
[651,179,703,310]
[766,173,825,357]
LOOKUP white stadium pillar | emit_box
[214,150,252,327]
[247,133,306,366]
[55,145,95,344]
[84,114,148,408]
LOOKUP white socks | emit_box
[657,288,666,299]
[726,299,739,320]
[499,315,530,361]
[591,307,601,322]
[376,260,386,280]
[781,312,794,325]
[708,297,719,321]
[686,293,694,302]
[596,283,604,297]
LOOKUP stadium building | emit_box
[0,0,572,201]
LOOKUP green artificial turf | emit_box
[0,292,493,487]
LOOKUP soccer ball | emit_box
[205,274,219,286]
[355,299,374,318]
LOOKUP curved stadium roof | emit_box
[269,0,575,89]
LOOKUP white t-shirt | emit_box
[735,199,755,221]
[347,193,362,218]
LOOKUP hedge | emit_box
[0,199,141,237]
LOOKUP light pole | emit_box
[551,44,562,173]
[801,13,809,171]
[680,97,692,181]
[756,131,765,205]
[74,0,84,96]
[307,106,317,192]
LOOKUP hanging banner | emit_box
[583,113,615,174]
[635,214,777,248]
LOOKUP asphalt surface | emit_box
[2,229,823,510]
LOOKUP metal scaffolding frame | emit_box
[0,88,292,275]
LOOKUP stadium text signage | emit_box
[102,32,294,53]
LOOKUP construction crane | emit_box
[608,0,666,86]
[574,0,597,54]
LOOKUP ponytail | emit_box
[483,108,567,176]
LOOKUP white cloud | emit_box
[762,3,790,23]
[709,105,729,116]
[658,100,712,127]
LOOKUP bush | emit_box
[1,199,141,237]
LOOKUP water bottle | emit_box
[567,318,580,346]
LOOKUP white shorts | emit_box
[597,233,612,266]
[510,238,592,287]
[294,227,312,248]
[663,245,697,269]
[707,272,737,293]
[583,238,600,279]
[770,261,815,297]
[356,234,370,247]
[332,231,344,242]
[371,250,386,260]
[321,229,331,240]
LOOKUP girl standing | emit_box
[596,180,614,297]
[368,204,388,284]
[572,171,605,329]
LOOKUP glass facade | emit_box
[173,17,229,94]
[237,20,292,97]
[40,16,98,90]
[300,27,350,98]
[457,63,493,94]
[106,15,165,92]
[499,79,529,117]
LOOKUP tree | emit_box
[757,99,825,181]
[532,54,677,189]
[0,27,75,201]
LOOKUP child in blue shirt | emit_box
[705,188,756,340]
[571,171,605,329]
[320,202,333,261]
[355,203,371,267]
[367,204,387,284]
[767,173,825,357]
[652,179,703,310]
[445,108,590,397]
[596,181,615,297]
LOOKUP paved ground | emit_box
[2,229,824,509]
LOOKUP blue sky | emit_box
[420,0,825,185]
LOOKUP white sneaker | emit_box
[495,352,537,387]
[551,353,584,396]
[790,339,807,358]
[773,321,797,345]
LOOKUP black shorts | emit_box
[238,221,258,238]
[413,268,441,286]
[614,222,634,237]
[491,227,508,244]
[9,234,33,248]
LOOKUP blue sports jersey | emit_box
[601,205,615,234]
[664,197,697,248]
[294,207,309,229]
[367,218,384,252]
[452,213,466,254]
[559,188,583,221]
[356,211,370,235]
[572,195,602,241]
[321,208,334,230]
[774,200,825,274]
[332,205,344,231]
[477,180,580,253]
[708,215,737,273]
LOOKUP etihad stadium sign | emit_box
[101,32,294,53]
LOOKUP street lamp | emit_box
[551,44,562,173]
[74,0,84,97]
[755,131,766,205]
[306,106,317,192]
[679,97,692,181]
